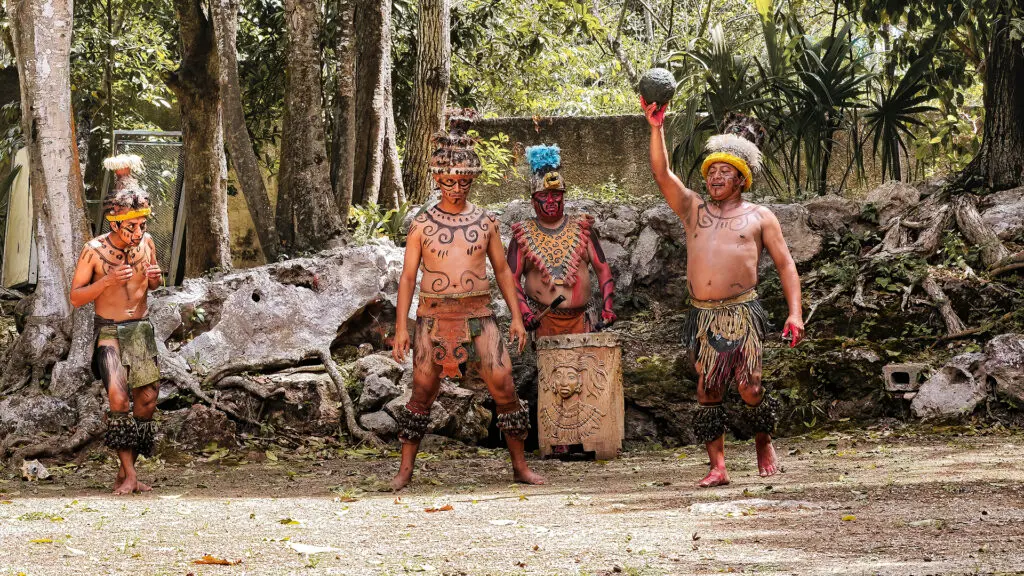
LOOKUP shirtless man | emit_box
[70,155,162,495]
[643,100,805,487]
[390,109,544,490]
[507,144,616,337]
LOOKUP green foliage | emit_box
[349,202,412,245]
[863,52,937,181]
[467,130,520,186]
[567,175,637,204]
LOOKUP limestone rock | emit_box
[979,186,1024,241]
[353,354,403,383]
[911,353,988,419]
[803,194,860,237]
[358,374,402,412]
[641,204,684,239]
[624,406,659,440]
[0,395,77,440]
[866,181,920,226]
[765,204,823,263]
[984,334,1024,403]
[630,226,662,283]
[172,404,238,451]
[358,411,398,437]
[149,244,405,377]
[596,217,638,244]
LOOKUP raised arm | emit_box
[760,208,805,347]
[391,222,423,362]
[505,229,538,330]
[588,229,616,326]
[488,219,526,352]
[642,97,698,222]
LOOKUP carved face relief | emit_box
[532,189,565,223]
[539,350,609,444]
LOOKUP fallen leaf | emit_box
[65,546,87,556]
[289,543,342,554]
[393,498,403,504]
[278,518,301,525]
[29,538,53,544]
[266,451,278,462]
[193,555,242,565]
[842,515,857,521]
[518,494,528,501]
[424,504,453,513]
[339,496,358,503]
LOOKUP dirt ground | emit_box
[1,427,1023,576]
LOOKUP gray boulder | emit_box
[866,181,920,226]
[596,217,638,244]
[353,354,403,383]
[358,374,402,412]
[765,204,823,264]
[911,353,988,419]
[171,404,238,451]
[980,186,1024,240]
[641,204,685,239]
[984,334,1024,403]
[358,411,398,437]
[624,406,659,440]
[803,194,861,237]
[630,226,662,283]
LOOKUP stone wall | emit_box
[472,115,661,204]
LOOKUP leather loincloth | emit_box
[93,316,161,389]
[682,289,769,395]
[416,291,494,379]
[527,295,589,337]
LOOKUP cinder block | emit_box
[883,363,929,392]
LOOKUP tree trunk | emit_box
[953,194,1011,269]
[277,0,345,252]
[352,0,405,207]
[960,11,1024,191]
[2,0,92,395]
[330,0,356,221]
[213,0,281,262]
[401,0,450,204]
[167,0,233,277]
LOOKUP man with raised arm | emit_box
[70,155,163,495]
[390,109,544,490]
[642,99,805,487]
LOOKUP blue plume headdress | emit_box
[526,144,561,176]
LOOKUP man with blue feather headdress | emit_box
[506,145,617,337]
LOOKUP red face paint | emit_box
[532,189,564,223]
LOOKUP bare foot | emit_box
[113,477,137,496]
[513,467,546,485]
[135,480,153,492]
[390,469,413,491]
[755,433,778,477]
[698,467,730,488]
[113,467,126,490]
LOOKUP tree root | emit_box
[216,375,288,400]
[318,348,384,448]
[853,275,878,310]
[954,194,1011,269]
[921,273,968,336]
[161,357,261,425]
[990,250,1024,276]
[805,284,844,325]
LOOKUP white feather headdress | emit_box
[103,154,145,173]
[704,134,762,174]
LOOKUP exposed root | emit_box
[318,348,384,448]
[954,194,1011,269]
[852,275,878,310]
[921,273,968,336]
[990,250,1024,277]
[805,284,844,325]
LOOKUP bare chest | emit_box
[686,204,764,257]
[415,206,494,293]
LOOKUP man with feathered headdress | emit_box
[70,154,163,495]
[390,109,544,490]
[643,97,805,487]
[506,144,616,338]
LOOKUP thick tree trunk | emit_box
[352,0,405,207]
[277,0,345,252]
[960,12,1024,191]
[401,0,450,204]
[168,0,233,277]
[330,0,357,221]
[213,0,281,262]
[2,0,92,395]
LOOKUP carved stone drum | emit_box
[535,332,624,460]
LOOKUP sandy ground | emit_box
[1,427,1023,576]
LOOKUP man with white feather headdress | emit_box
[643,98,805,488]
[70,154,163,495]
